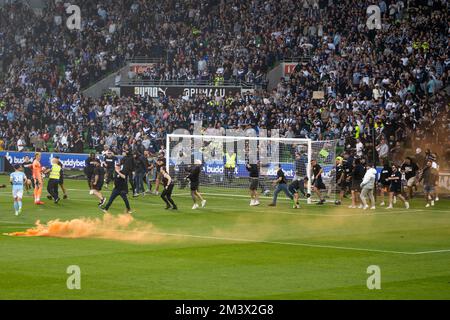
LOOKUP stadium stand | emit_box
[0,0,448,168]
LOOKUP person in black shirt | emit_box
[84,153,97,189]
[378,159,392,206]
[294,151,308,178]
[122,151,136,193]
[160,166,177,210]
[386,164,409,209]
[133,153,147,196]
[350,158,366,209]
[91,159,106,207]
[311,160,326,205]
[289,177,310,209]
[246,162,260,206]
[335,157,345,205]
[186,159,206,210]
[269,165,293,207]
[102,163,131,214]
[22,155,33,193]
[154,151,166,195]
[103,150,118,189]
[401,157,419,200]
[419,160,437,208]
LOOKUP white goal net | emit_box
[167,134,338,202]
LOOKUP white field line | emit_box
[0,219,449,256]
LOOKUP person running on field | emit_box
[160,166,177,210]
[102,163,132,214]
[268,165,293,207]
[419,160,437,208]
[386,164,410,210]
[186,159,206,210]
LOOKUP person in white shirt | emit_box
[360,162,377,210]
[355,139,364,158]
[17,136,25,152]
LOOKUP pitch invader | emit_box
[10,165,27,216]
[160,166,178,210]
[22,155,33,194]
[385,164,410,209]
[103,150,118,189]
[84,153,97,190]
[268,165,293,207]
[90,159,107,207]
[311,160,326,205]
[186,159,206,210]
[246,162,260,206]
[289,177,310,209]
[102,163,132,214]
[335,157,345,205]
[419,160,437,208]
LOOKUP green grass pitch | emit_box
[0,176,449,300]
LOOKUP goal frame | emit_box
[166,134,313,198]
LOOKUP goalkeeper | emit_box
[289,177,310,209]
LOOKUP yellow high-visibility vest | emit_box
[49,164,62,180]
[355,125,360,139]
[225,153,236,169]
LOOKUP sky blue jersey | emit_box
[10,172,26,191]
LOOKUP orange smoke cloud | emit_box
[5,214,164,243]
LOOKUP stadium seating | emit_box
[0,0,448,167]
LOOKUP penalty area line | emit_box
[102,229,419,255]
[141,231,450,255]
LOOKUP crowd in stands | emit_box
[0,0,449,169]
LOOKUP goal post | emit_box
[166,134,337,202]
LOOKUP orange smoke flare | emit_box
[5,214,163,243]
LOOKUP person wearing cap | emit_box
[10,164,27,216]
[186,159,206,210]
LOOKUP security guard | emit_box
[224,151,237,183]
[46,158,62,204]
